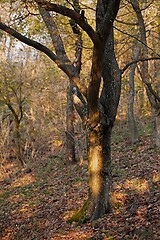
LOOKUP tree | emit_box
[0,0,121,220]
[66,80,76,163]
[0,36,26,166]
[128,40,140,144]
[0,69,26,166]
[114,0,160,144]
[130,0,160,146]
[66,1,83,163]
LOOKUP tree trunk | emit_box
[154,12,160,147]
[88,124,112,220]
[67,26,121,222]
[138,81,145,116]
[14,120,25,167]
[88,27,121,220]
[66,80,76,163]
[128,43,140,144]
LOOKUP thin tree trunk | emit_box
[65,0,83,163]
[128,43,140,144]
[138,81,145,116]
[66,80,76,163]
[154,12,160,147]
[155,113,160,147]
[14,120,25,166]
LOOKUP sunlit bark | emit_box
[88,125,112,219]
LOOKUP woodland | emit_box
[0,0,160,239]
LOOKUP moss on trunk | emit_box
[67,198,90,224]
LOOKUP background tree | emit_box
[65,0,83,163]
[114,0,160,144]
[130,0,160,146]
[127,40,140,144]
[0,67,25,166]
[0,27,67,165]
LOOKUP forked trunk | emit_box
[88,124,112,220]
[67,1,121,223]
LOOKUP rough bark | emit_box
[93,27,121,219]
[85,0,121,219]
[88,125,112,220]
[68,1,121,221]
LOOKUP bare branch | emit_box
[38,6,69,61]
[114,26,160,57]
[0,22,57,61]
[0,22,87,97]
[121,57,160,74]
[35,0,101,46]
[3,96,19,123]
[137,66,160,104]
[115,18,138,26]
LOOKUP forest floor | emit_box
[0,120,160,240]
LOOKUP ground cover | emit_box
[0,122,159,240]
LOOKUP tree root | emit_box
[67,198,90,224]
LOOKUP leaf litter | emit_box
[0,132,159,240]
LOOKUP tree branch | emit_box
[0,22,57,62]
[3,96,19,123]
[121,57,160,74]
[114,26,160,57]
[0,22,87,97]
[97,0,120,42]
[115,18,138,26]
[73,94,88,122]
[35,0,101,46]
[137,66,160,104]
[38,6,69,61]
